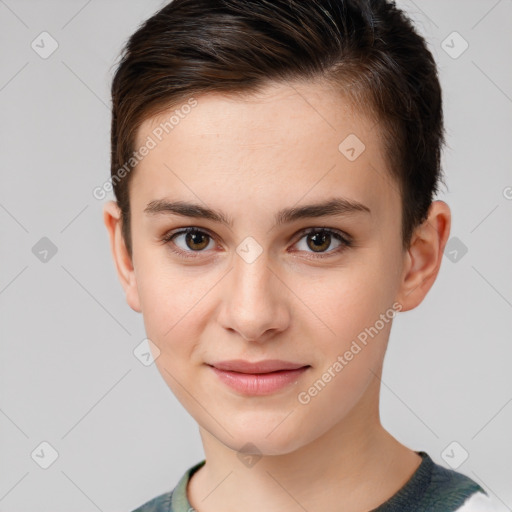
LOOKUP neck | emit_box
[187,378,422,512]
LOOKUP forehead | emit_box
[131,81,398,224]
[138,81,366,150]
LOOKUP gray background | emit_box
[1,1,511,510]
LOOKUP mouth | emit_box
[207,359,310,374]
[207,361,311,396]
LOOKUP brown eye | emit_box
[294,228,352,258]
[183,230,210,251]
[164,227,215,256]
[306,231,332,252]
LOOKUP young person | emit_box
[103,1,498,510]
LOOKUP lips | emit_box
[208,359,309,374]
[208,362,310,395]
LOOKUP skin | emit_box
[103,80,451,512]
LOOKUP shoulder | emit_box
[454,491,503,512]
[422,453,496,511]
[130,490,174,512]
[376,451,496,512]
[428,455,484,495]
[129,459,206,512]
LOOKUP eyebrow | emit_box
[144,197,371,227]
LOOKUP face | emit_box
[121,81,410,455]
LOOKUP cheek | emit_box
[134,256,225,390]
[288,255,400,404]
[135,248,212,331]
[292,258,397,339]
[293,271,394,418]
[137,264,209,401]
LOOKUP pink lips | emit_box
[208,359,310,395]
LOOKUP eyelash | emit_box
[160,226,353,260]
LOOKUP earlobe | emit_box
[102,200,142,313]
[396,200,451,312]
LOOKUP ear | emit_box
[102,200,142,313]
[396,200,451,312]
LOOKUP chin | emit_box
[219,425,309,458]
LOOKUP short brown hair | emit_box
[110,0,445,256]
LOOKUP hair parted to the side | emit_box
[110,0,445,257]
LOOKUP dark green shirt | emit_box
[131,451,494,511]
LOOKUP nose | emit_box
[217,248,291,342]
